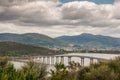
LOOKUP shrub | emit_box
[0,57,48,80]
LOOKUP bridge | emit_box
[32,54,109,66]
[10,54,111,66]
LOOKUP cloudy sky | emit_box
[0,0,120,38]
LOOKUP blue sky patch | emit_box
[60,0,115,4]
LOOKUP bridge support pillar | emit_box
[39,57,42,62]
[60,56,64,64]
[56,56,59,63]
[47,57,50,64]
[51,56,54,65]
[68,56,71,63]
[90,58,94,64]
[43,57,46,63]
[81,58,84,66]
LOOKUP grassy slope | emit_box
[0,42,57,56]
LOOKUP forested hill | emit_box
[0,42,58,56]
[56,33,120,48]
[0,33,67,47]
[0,33,120,49]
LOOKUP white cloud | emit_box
[112,0,120,19]
[0,0,62,26]
[61,1,116,27]
[0,0,60,6]
[0,0,120,37]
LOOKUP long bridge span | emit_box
[10,54,110,66]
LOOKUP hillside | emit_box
[0,42,59,56]
[0,33,120,49]
[56,33,120,48]
[0,33,67,47]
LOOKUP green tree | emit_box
[50,62,70,80]
[22,61,48,80]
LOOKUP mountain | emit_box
[0,42,59,56]
[0,33,67,47]
[56,33,120,48]
[0,33,120,49]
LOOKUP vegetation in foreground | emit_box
[0,57,47,80]
[1,56,120,80]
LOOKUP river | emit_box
[10,53,120,69]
